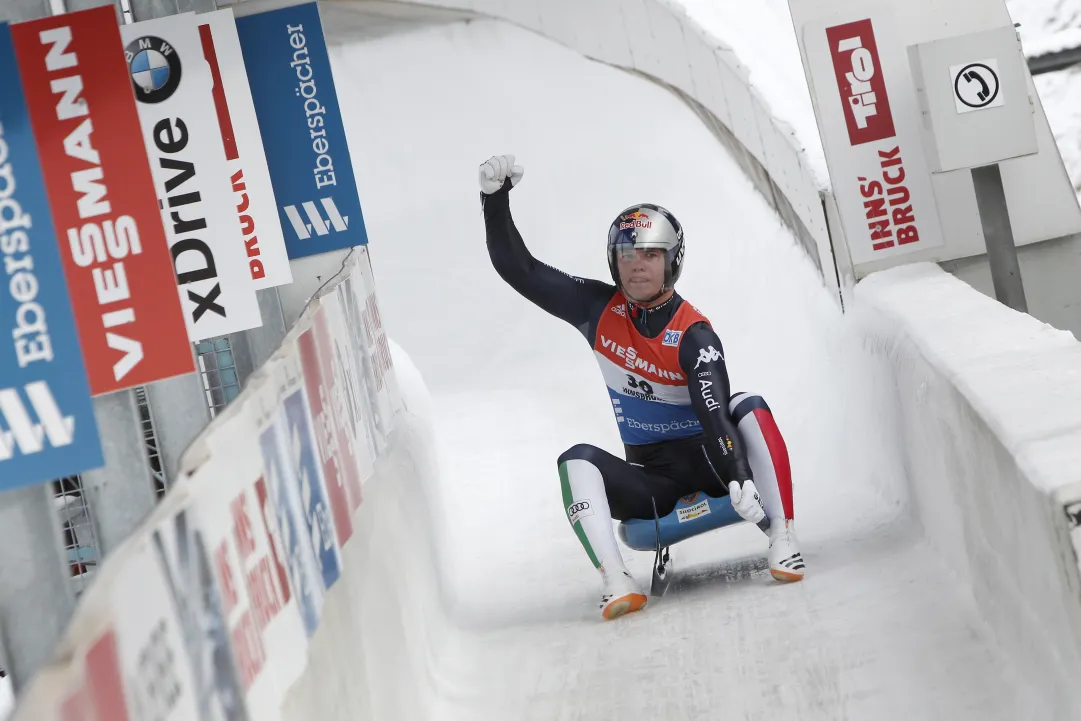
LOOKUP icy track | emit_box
[330,18,1044,720]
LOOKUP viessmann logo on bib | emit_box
[826,19,896,146]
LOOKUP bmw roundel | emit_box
[125,36,182,104]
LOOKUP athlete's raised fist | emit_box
[479,154,524,195]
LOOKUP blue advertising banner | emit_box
[235,2,368,260]
[0,24,102,490]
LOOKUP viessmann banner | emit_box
[235,1,368,260]
[0,22,102,490]
[11,5,195,396]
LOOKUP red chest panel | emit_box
[593,292,710,385]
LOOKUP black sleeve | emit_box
[678,322,754,484]
[482,182,615,333]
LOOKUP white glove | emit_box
[479,154,524,195]
[728,480,766,525]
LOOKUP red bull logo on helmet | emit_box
[619,211,652,231]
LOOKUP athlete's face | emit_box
[617,247,665,301]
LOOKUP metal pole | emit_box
[972,163,1028,313]
[0,0,52,23]
[64,0,115,14]
[124,0,217,22]
[240,288,288,383]
[0,485,75,691]
[79,391,159,557]
[146,372,212,485]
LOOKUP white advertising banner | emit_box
[793,3,946,266]
[197,9,293,290]
[110,525,245,721]
[121,13,262,341]
[321,293,376,486]
[192,404,310,721]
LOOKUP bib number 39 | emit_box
[626,375,654,396]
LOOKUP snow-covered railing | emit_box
[3,247,446,721]
[855,262,1081,715]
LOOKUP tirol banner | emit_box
[790,2,946,266]
[120,12,263,342]
[0,22,103,489]
[197,9,292,290]
[235,1,369,260]
[10,6,194,396]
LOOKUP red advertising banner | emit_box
[59,629,130,721]
[298,306,357,546]
[314,304,363,512]
[12,6,194,395]
[826,19,896,147]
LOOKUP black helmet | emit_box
[606,203,685,298]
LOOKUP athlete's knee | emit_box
[557,443,605,467]
[729,391,772,419]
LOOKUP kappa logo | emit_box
[0,382,75,461]
[283,198,350,240]
[125,36,183,104]
[694,345,723,369]
[662,329,682,347]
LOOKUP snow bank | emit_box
[1034,67,1081,201]
[281,342,451,721]
[855,263,1081,714]
[1021,26,1081,58]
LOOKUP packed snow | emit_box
[329,17,1048,719]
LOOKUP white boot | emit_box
[768,518,805,582]
[599,569,648,620]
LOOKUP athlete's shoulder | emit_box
[675,316,725,368]
[671,296,713,329]
[598,288,629,318]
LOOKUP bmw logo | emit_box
[124,36,182,104]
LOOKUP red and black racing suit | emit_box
[482,182,757,521]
